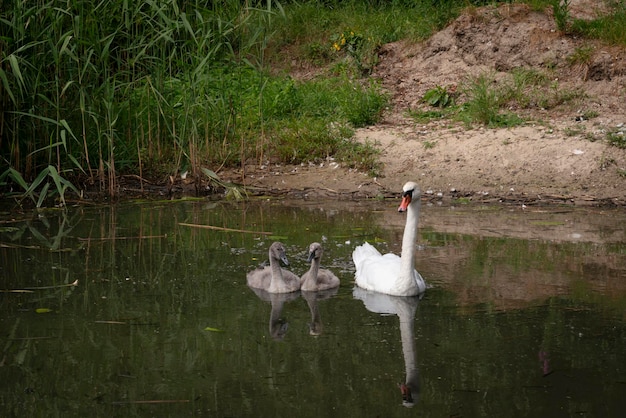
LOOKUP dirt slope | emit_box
[222,2,626,206]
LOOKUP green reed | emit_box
[3,1,622,205]
[1,0,251,198]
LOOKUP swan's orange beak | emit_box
[398,194,411,213]
[400,383,414,404]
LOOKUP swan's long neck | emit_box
[269,295,287,340]
[302,258,321,288]
[304,293,323,335]
[399,303,419,403]
[269,256,285,292]
[400,199,420,281]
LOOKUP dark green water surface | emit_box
[1,199,625,417]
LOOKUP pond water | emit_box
[1,198,625,417]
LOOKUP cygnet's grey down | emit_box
[246,241,300,293]
[300,242,340,292]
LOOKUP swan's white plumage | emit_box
[352,181,426,297]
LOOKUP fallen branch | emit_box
[178,222,272,235]
[23,279,79,290]
[78,235,167,241]
[111,399,190,405]
[1,280,78,292]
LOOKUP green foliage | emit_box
[337,80,388,127]
[606,130,626,149]
[451,67,585,128]
[331,29,379,75]
[460,72,515,127]
[423,85,456,108]
[304,42,334,65]
[273,0,464,72]
[332,30,366,54]
[0,0,276,196]
[0,0,392,201]
[567,45,594,66]
[542,0,626,45]
[582,110,599,119]
[570,6,626,45]
[201,168,247,200]
[337,138,383,177]
[552,0,571,32]
[407,108,450,123]
[0,166,80,207]
[2,0,625,205]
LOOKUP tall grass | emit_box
[571,8,626,46]
[0,0,274,201]
[536,0,626,45]
[1,0,625,205]
[0,0,390,203]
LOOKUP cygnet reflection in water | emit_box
[302,287,339,336]
[248,287,300,341]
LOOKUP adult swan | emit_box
[352,181,426,297]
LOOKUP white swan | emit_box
[353,287,420,407]
[246,242,300,293]
[352,181,426,297]
[300,242,340,292]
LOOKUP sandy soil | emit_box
[213,2,626,206]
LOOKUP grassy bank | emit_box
[1,0,624,206]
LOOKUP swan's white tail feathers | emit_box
[352,241,381,269]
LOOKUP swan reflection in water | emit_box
[353,287,421,407]
[248,287,339,339]
[302,287,339,336]
[248,287,300,340]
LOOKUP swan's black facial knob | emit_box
[398,189,413,213]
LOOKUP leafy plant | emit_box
[305,42,333,65]
[200,168,247,200]
[331,29,379,75]
[0,166,81,207]
[423,85,456,108]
